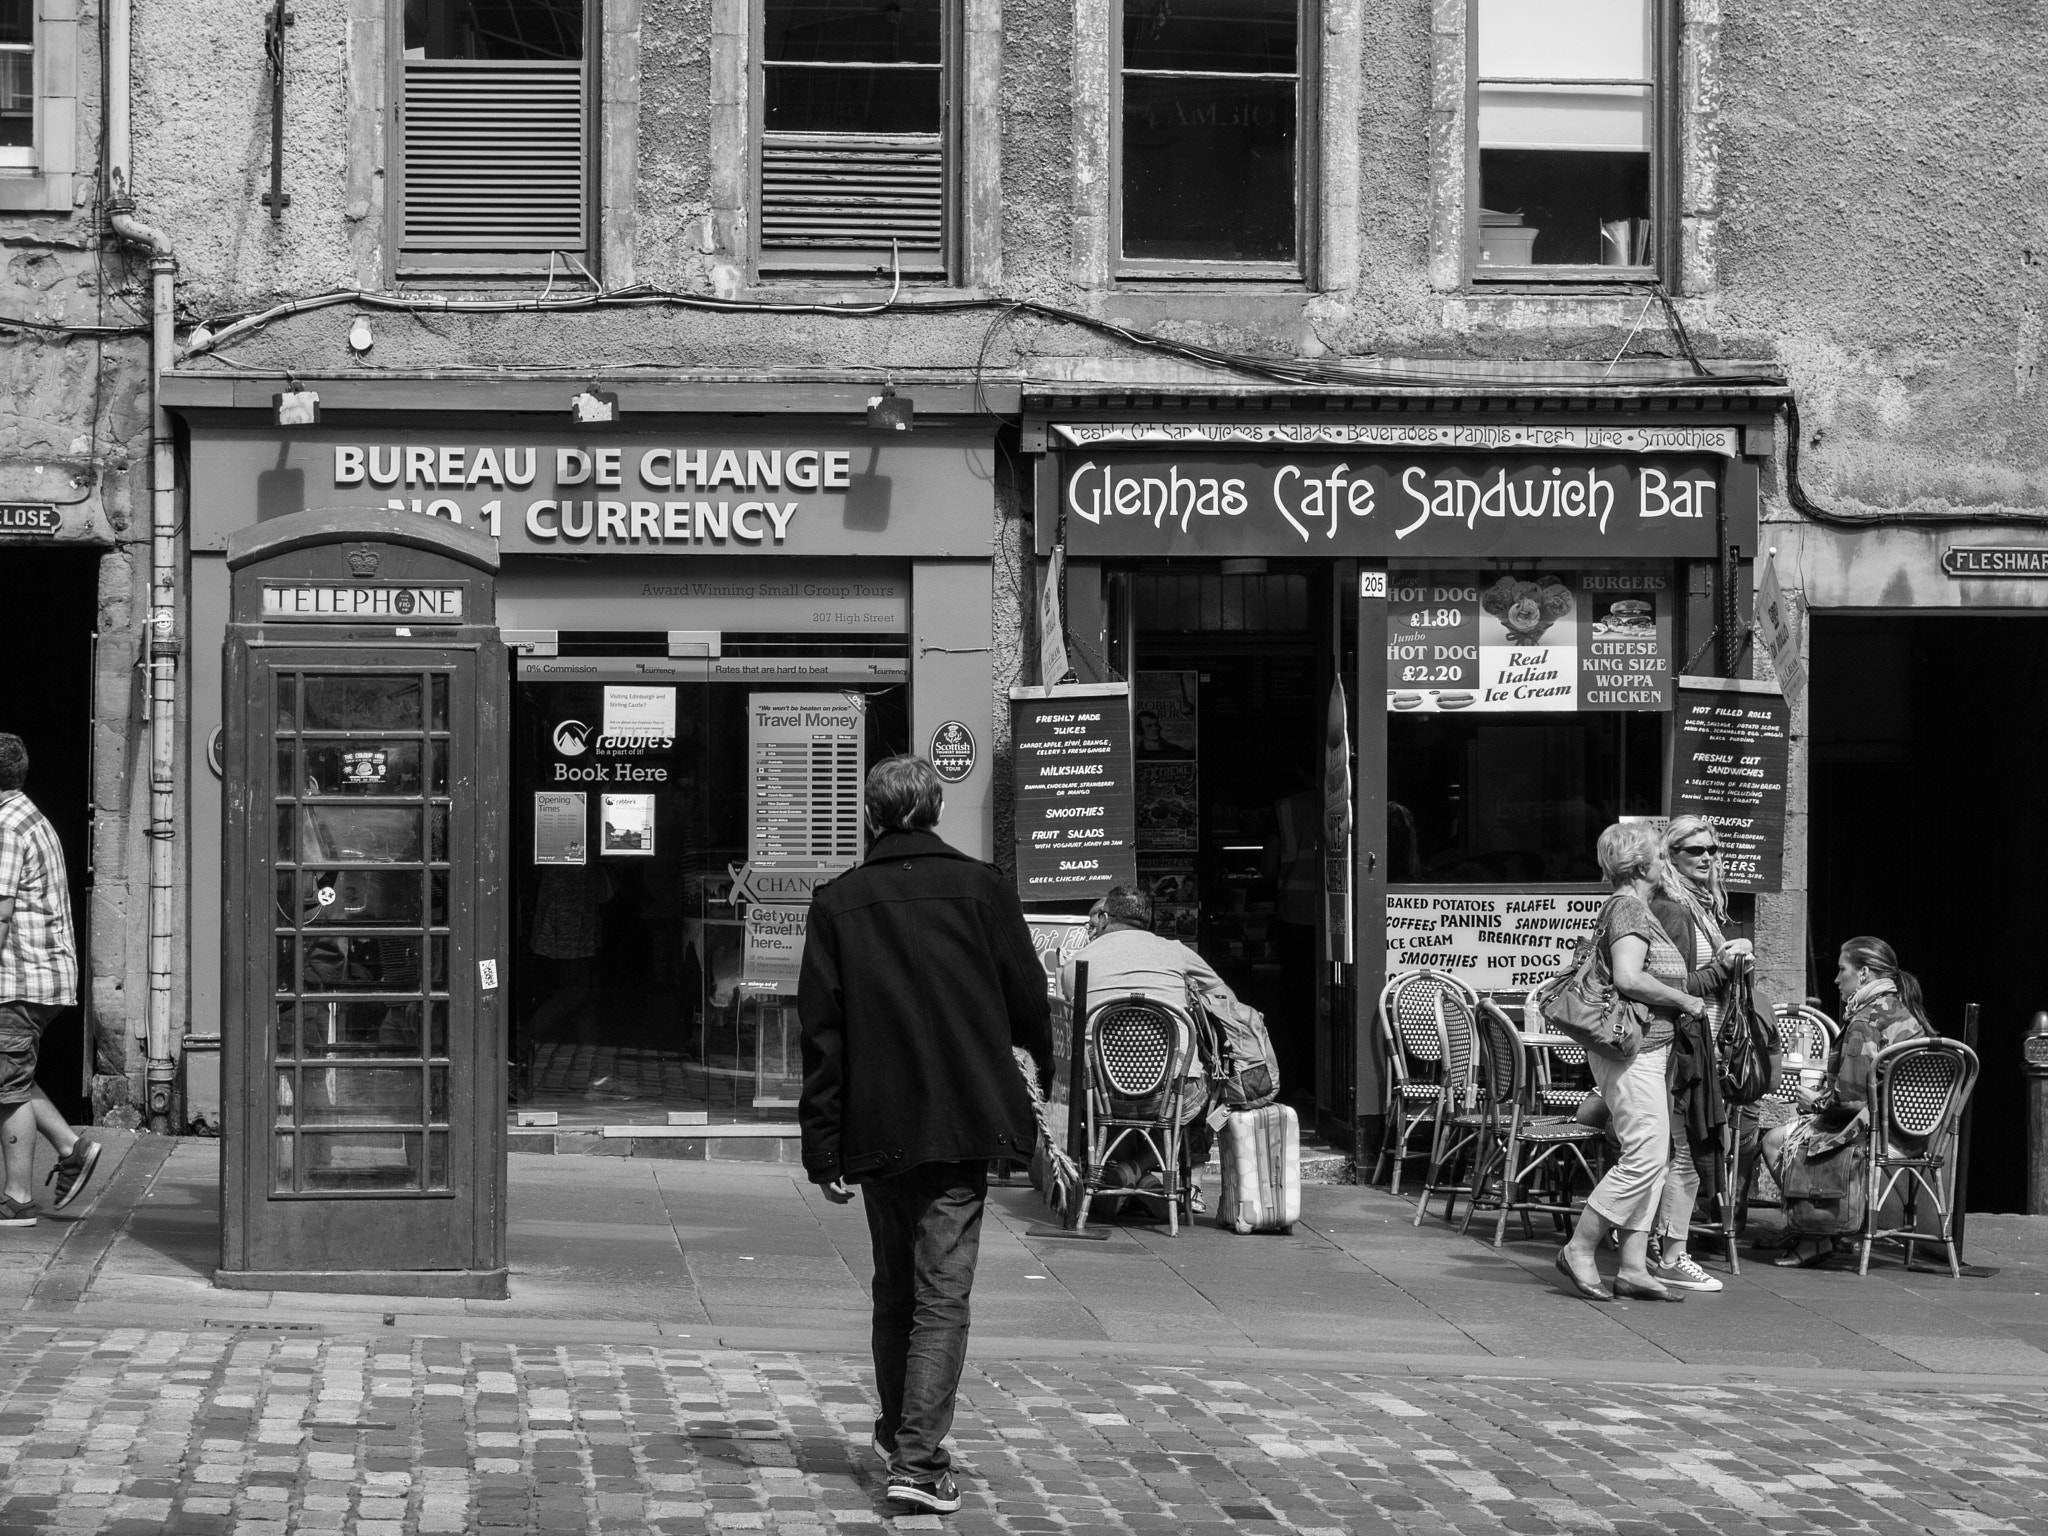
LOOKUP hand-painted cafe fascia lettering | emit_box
[1054,453,1737,559]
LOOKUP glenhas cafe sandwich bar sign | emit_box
[1047,424,1745,560]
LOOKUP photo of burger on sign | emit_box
[1386,568,1672,714]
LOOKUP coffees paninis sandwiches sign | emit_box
[1056,454,1728,558]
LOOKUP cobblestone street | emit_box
[4,1324,2048,1536]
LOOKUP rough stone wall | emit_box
[0,0,155,1118]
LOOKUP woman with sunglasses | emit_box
[1644,817,1754,1292]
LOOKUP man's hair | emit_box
[865,754,944,833]
[0,734,26,792]
[1099,884,1151,928]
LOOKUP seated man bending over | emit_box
[1059,885,1245,1208]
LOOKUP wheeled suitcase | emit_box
[1216,1103,1300,1234]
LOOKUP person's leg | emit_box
[861,1175,917,1470]
[889,1160,988,1488]
[1653,1133,1699,1258]
[29,1088,78,1160]
[0,1001,44,1210]
[1,1099,35,1207]
[1571,1048,1673,1292]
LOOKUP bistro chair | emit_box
[1732,1002,1841,1222]
[1410,988,1485,1226]
[1459,1000,1607,1247]
[1374,969,1478,1195]
[1071,994,1201,1237]
[1857,1037,1980,1278]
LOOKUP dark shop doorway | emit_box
[1133,565,1333,1116]
[0,547,100,1123]
[1808,614,2048,1213]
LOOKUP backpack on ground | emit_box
[1191,987,1281,1110]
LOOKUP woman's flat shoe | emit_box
[1554,1249,1614,1301]
[1773,1239,1836,1269]
[1612,1278,1685,1302]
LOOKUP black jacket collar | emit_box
[864,828,972,865]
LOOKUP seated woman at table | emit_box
[1554,822,1710,1304]
[1759,936,1933,1267]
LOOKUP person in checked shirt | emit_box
[0,733,100,1225]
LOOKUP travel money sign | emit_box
[1055,454,1728,558]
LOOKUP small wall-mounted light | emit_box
[570,386,619,424]
[866,385,912,432]
[275,388,321,426]
[347,316,374,354]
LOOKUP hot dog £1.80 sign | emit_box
[1386,569,1672,714]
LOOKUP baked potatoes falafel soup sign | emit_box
[1386,569,1671,713]
[1055,454,1724,558]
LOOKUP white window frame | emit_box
[0,0,78,214]
[1111,0,1314,283]
[1462,0,1676,287]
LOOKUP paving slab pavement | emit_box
[11,1134,2048,1384]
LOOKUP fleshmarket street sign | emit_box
[1942,546,2048,577]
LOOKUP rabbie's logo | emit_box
[553,718,674,759]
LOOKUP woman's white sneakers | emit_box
[1649,1248,1725,1292]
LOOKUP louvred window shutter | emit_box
[760,132,944,264]
[401,59,587,252]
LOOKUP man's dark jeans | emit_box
[861,1159,987,1482]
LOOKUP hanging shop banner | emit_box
[1134,671,1199,853]
[1755,553,1806,706]
[532,791,587,866]
[1668,676,1790,893]
[1324,678,1354,964]
[1012,684,1138,900]
[1386,890,1605,992]
[1386,569,1671,713]
[1056,454,1727,559]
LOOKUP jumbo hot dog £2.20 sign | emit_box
[1385,569,1672,714]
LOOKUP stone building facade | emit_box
[20,0,2041,1192]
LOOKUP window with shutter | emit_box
[1469,0,1667,279]
[395,0,594,274]
[757,0,951,277]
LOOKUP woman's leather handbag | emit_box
[1534,901,1645,1062]
[1781,1132,1870,1236]
[1717,969,1777,1106]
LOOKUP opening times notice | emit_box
[1013,687,1138,900]
[1668,677,1790,893]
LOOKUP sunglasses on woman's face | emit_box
[1675,844,1719,857]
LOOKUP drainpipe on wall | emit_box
[105,0,181,1131]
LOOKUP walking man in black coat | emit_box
[798,755,1052,1513]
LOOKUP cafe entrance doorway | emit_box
[1128,565,1336,1115]
[1807,613,2048,1212]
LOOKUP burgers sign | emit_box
[1387,569,1672,714]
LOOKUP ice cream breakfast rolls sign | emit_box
[1056,454,1727,558]
[1386,569,1672,714]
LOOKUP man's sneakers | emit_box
[1649,1247,1724,1292]
[0,1196,36,1227]
[46,1139,101,1213]
[885,1472,962,1514]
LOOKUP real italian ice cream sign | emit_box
[1386,569,1672,714]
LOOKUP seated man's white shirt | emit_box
[1060,926,1239,1020]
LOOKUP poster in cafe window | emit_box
[1386,569,1672,714]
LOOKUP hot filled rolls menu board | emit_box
[1386,569,1672,713]
[1012,685,1138,900]
[1668,675,1790,892]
